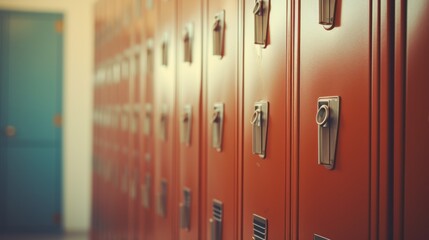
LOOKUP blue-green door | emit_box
[0,11,63,233]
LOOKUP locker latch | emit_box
[212,103,224,151]
[253,0,270,47]
[142,173,151,209]
[143,103,152,136]
[213,10,225,57]
[159,104,168,141]
[209,200,223,240]
[180,188,192,230]
[183,23,193,63]
[319,0,337,30]
[316,96,340,170]
[251,101,269,159]
[147,39,154,74]
[180,105,192,146]
[161,34,168,66]
[157,179,168,218]
[253,214,268,240]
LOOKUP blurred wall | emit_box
[0,0,95,233]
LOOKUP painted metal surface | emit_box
[296,1,384,239]
[0,11,63,232]
[242,0,288,239]
[177,0,203,239]
[153,0,177,239]
[404,1,429,238]
[205,0,240,239]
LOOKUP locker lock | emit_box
[212,103,224,151]
[251,101,269,159]
[319,0,337,30]
[316,96,340,170]
[253,0,270,47]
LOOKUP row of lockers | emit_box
[91,0,429,239]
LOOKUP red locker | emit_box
[153,0,178,239]
[176,0,203,239]
[242,0,288,239]
[138,0,158,239]
[295,1,391,239]
[205,0,240,239]
[399,1,429,239]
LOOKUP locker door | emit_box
[177,0,203,239]
[297,1,389,239]
[128,49,141,240]
[139,1,157,239]
[153,0,177,239]
[403,1,429,238]
[242,0,288,239]
[205,0,240,239]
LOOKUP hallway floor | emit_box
[0,233,88,240]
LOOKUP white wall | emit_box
[0,0,96,233]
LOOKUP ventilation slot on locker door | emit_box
[180,188,191,230]
[157,179,168,217]
[143,103,152,136]
[210,200,223,240]
[253,214,267,240]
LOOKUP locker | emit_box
[127,47,141,240]
[138,0,158,239]
[296,1,391,239]
[242,0,288,239]
[401,1,429,238]
[205,0,240,239]
[177,0,203,239]
[153,0,178,239]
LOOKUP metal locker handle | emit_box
[213,10,225,57]
[316,96,340,170]
[253,0,270,47]
[161,34,169,66]
[159,104,168,141]
[144,103,152,136]
[181,105,192,146]
[319,0,337,30]
[251,101,269,159]
[212,103,224,151]
[183,24,193,63]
